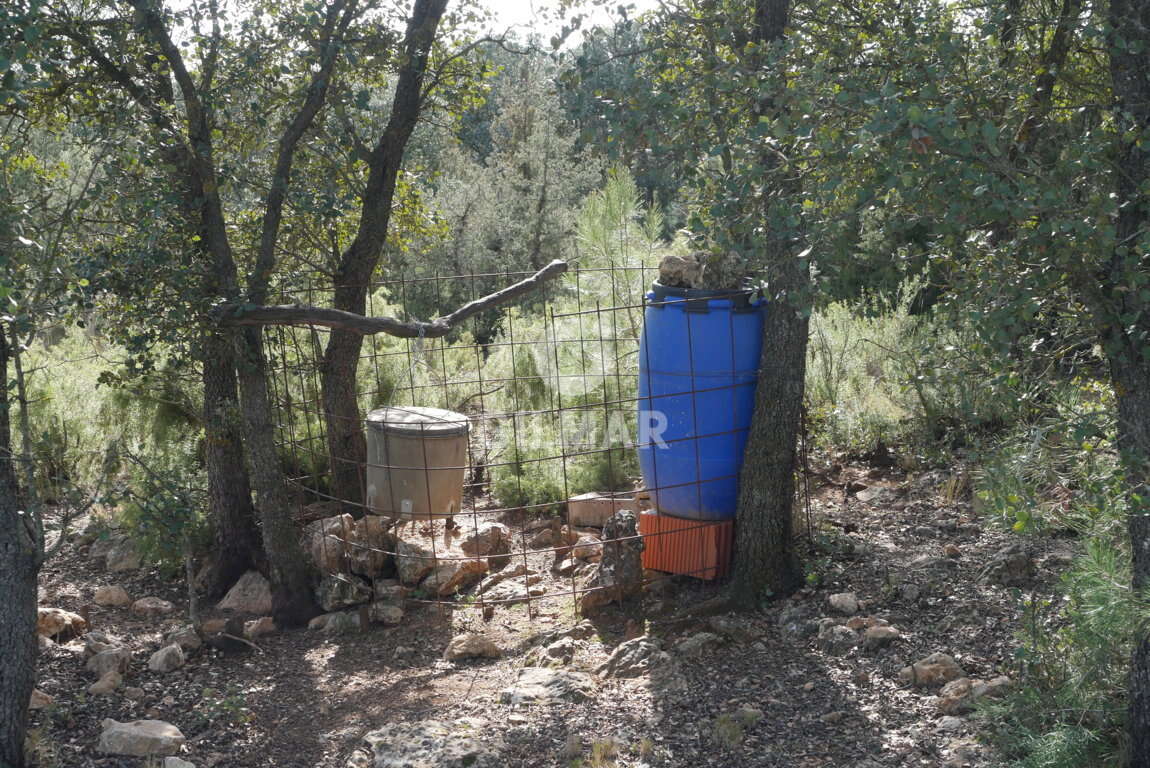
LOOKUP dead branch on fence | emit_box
[216,259,568,338]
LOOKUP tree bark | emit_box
[731,257,807,604]
[1114,360,1150,767]
[1105,0,1150,756]
[235,327,322,627]
[200,336,263,598]
[0,329,40,768]
[730,0,806,605]
[321,0,448,514]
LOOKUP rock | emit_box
[124,687,145,701]
[360,720,498,768]
[350,515,397,578]
[83,631,114,654]
[89,670,123,695]
[910,553,960,571]
[217,571,273,614]
[131,597,175,618]
[476,565,530,594]
[828,592,860,615]
[553,557,577,576]
[817,624,859,656]
[94,585,132,607]
[820,711,847,724]
[316,574,373,612]
[308,613,332,630]
[937,677,974,715]
[566,620,597,641]
[90,533,143,572]
[106,538,143,572]
[777,601,819,638]
[323,611,361,634]
[863,625,902,650]
[528,528,555,549]
[165,626,203,653]
[572,535,603,561]
[658,252,702,288]
[373,581,407,601]
[477,579,546,604]
[526,635,578,667]
[980,543,1035,587]
[395,537,439,585]
[200,618,228,634]
[675,631,721,657]
[147,644,186,674]
[87,647,132,677]
[459,522,511,558]
[444,633,501,661]
[304,513,357,573]
[936,716,966,733]
[899,652,966,688]
[37,607,87,640]
[368,601,404,625]
[567,492,634,528]
[500,667,596,706]
[98,718,185,757]
[578,509,643,616]
[304,514,396,578]
[708,615,756,643]
[899,583,922,603]
[164,758,196,768]
[29,689,53,709]
[598,636,669,678]
[421,558,488,597]
[243,616,276,640]
[938,675,1013,714]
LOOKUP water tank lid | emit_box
[648,281,763,312]
[365,406,470,437]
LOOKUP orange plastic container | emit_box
[638,510,733,580]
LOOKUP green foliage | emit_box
[484,169,663,510]
[974,380,1117,535]
[116,443,209,574]
[982,540,1141,768]
[805,297,915,455]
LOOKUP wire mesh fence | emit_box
[265,262,751,622]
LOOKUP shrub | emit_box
[981,538,1139,768]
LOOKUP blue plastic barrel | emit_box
[637,282,766,520]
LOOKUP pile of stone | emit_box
[300,513,514,630]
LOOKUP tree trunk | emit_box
[0,329,40,768]
[731,257,807,604]
[236,327,321,627]
[1114,360,1150,767]
[321,329,367,514]
[730,0,806,606]
[321,0,448,513]
[1106,0,1150,756]
[200,335,264,598]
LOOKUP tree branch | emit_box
[218,258,568,337]
[249,0,357,303]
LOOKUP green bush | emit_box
[981,538,1139,768]
[116,441,210,575]
[973,379,1116,534]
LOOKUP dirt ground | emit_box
[28,458,1073,767]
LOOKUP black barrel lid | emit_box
[648,281,763,312]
